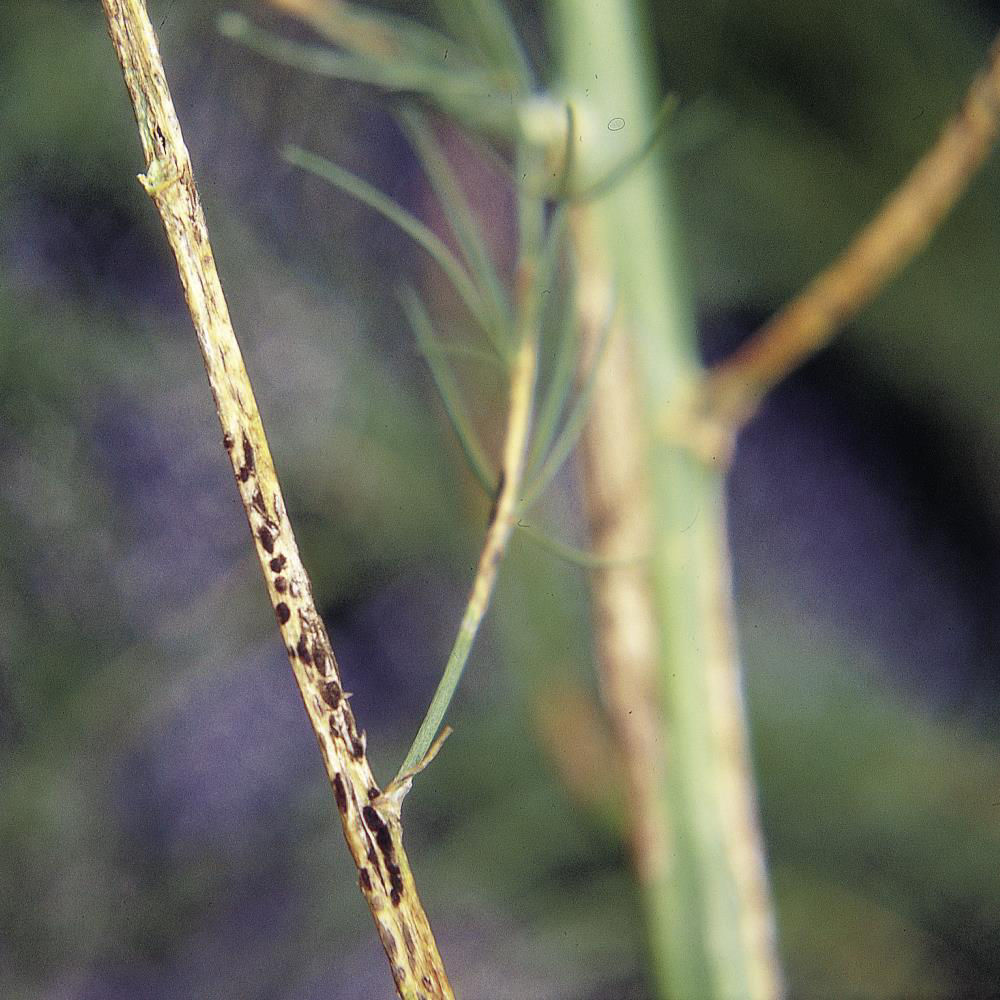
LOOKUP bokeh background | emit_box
[4,1,1000,997]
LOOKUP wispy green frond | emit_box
[219,12,525,141]
[515,519,643,569]
[428,0,532,89]
[516,200,567,354]
[414,340,505,367]
[527,284,579,476]
[397,285,495,494]
[523,285,615,506]
[398,106,512,357]
[218,12,493,97]
[285,145,494,333]
[463,0,534,89]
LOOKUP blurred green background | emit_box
[3,1,1000,997]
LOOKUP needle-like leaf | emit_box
[398,105,512,356]
[515,519,643,569]
[397,285,495,494]
[219,12,494,100]
[428,0,533,89]
[523,286,615,507]
[285,145,494,333]
[414,339,505,367]
[526,280,579,476]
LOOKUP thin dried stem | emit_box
[100,3,452,997]
[396,322,538,777]
[703,32,1000,431]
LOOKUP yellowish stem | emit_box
[100,3,452,996]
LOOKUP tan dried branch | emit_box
[100,3,452,997]
[702,32,1000,431]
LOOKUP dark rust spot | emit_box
[390,887,402,907]
[367,844,378,868]
[375,827,393,856]
[313,648,328,674]
[351,736,365,759]
[238,464,251,483]
[359,868,372,893]
[275,602,290,624]
[402,923,416,961]
[486,546,502,573]
[368,785,380,800]
[258,525,275,553]
[362,804,394,857]
[487,467,506,526]
[242,434,255,475]
[286,645,296,658]
[274,576,287,593]
[296,636,313,665]
[321,680,341,709]
[251,488,266,514]
[269,555,286,572]
[389,865,404,901]
[363,804,385,833]
[332,773,348,813]
[383,932,398,962]
[222,431,235,450]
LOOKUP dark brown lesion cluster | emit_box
[237,433,255,483]
[223,419,421,947]
[290,609,371,765]
[362,804,406,907]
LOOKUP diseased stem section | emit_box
[100,3,451,997]
[552,2,782,997]
[703,32,1000,430]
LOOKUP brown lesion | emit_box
[332,773,348,814]
[294,634,312,664]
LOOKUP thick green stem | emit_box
[549,2,782,997]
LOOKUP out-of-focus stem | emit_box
[551,1,782,996]
[703,32,1000,431]
[100,3,451,997]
